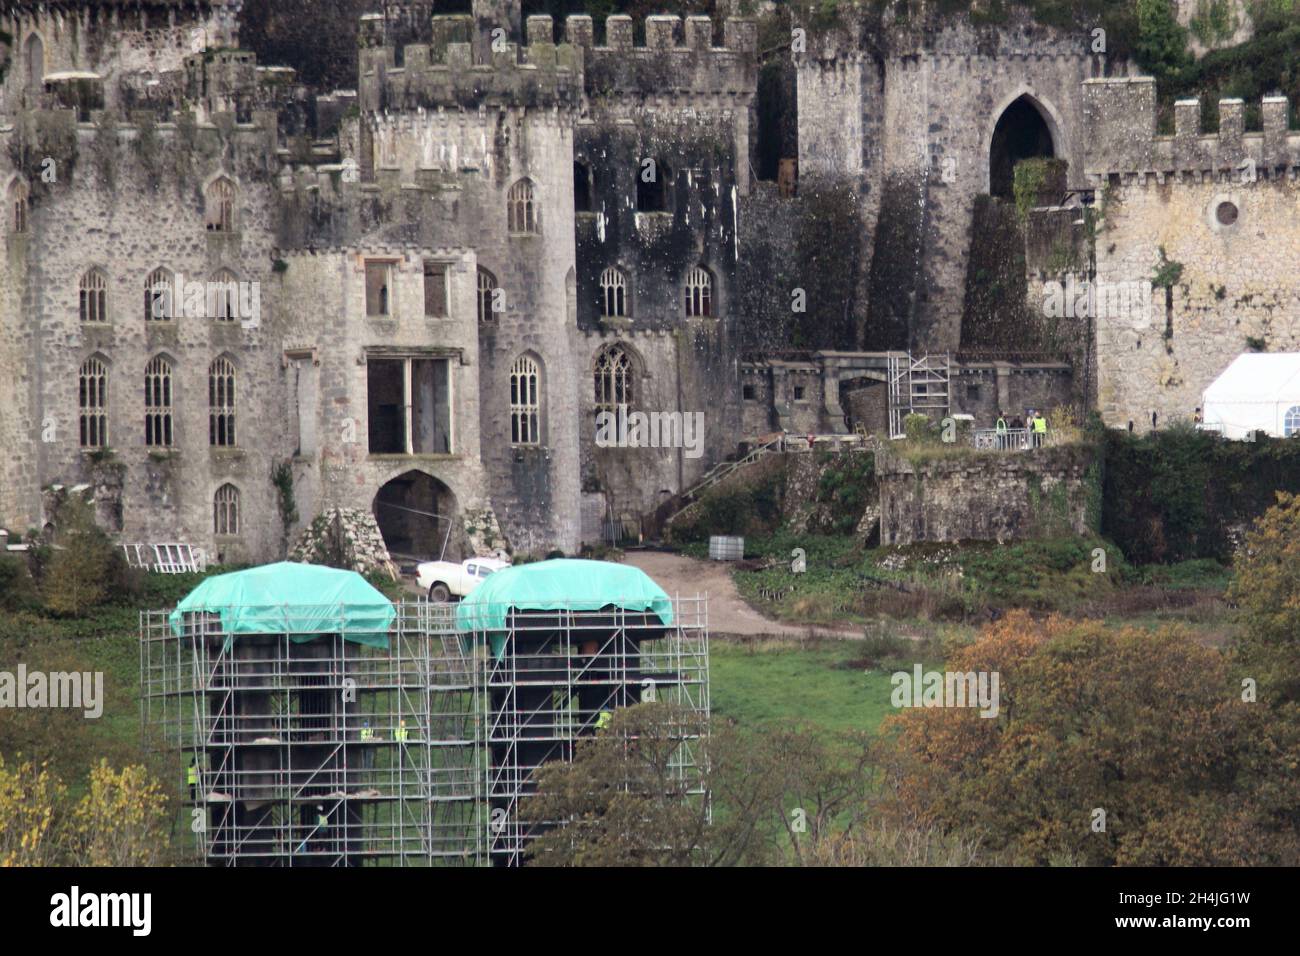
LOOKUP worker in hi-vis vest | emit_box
[995,414,1008,450]
[395,719,409,742]
[187,757,199,801]
[1032,412,1048,446]
[595,710,613,732]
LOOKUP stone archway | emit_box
[987,94,1059,199]
[372,470,459,563]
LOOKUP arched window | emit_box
[510,354,542,445]
[79,269,108,323]
[209,357,236,447]
[507,178,537,234]
[1285,406,1300,438]
[144,355,174,447]
[79,356,108,448]
[210,269,239,322]
[145,268,173,322]
[593,344,634,411]
[600,267,628,318]
[205,176,237,232]
[9,179,29,233]
[477,267,498,323]
[684,266,713,318]
[213,484,240,536]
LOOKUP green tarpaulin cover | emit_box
[455,559,673,657]
[168,562,395,648]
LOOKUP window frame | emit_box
[209,356,237,448]
[599,267,629,319]
[79,269,108,324]
[593,344,634,412]
[507,178,538,235]
[79,356,109,449]
[205,176,237,233]
[365,259,398,318]
[684,266,713,318]
[144,354,174,448]
[510,354,542,446]
[213,483,240,536]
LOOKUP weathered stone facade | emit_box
[1078,77,1300,432]
[877,444,1096,546]
[0,1,757,561]
[2,1,1290,561]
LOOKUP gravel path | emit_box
[623,550,862,638]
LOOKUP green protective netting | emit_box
[455,558,674,658]
[168,562,395,648]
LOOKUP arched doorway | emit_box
[988,95,1056,199]
[372,470,458,563]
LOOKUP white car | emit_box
[416,556,510,602]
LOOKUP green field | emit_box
[710,637,930,735]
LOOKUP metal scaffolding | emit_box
[140,595,708,867]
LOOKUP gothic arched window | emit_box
[593,344,634,411]
[510,354,542,445]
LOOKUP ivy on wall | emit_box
[1102,426,1300,564]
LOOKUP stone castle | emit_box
[0,0,1293,565]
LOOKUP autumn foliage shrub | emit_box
[879,612,1298,865]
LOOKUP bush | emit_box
[39,496,133,617]
[1102,427,1300,564]
[667,468,785,543]
[0,555,41,612]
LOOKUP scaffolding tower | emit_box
[140,596,708,866]
[887,351,952,438]
[471,598,710,866]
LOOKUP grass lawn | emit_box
[711,637,933,736]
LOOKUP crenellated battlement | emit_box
[356,13,757,112]
[571,15,757,98]
[1082,77,1300,182]
[358,13,582,112]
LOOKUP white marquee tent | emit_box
[1201,353,1300,440]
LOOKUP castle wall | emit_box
[1082,79,1300,431]
[0,117,283,562]
[1,3,237,113]
[275,245,491,560]
[798,15,1108,350]
[877,443,1095,546]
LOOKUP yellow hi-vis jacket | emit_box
[595,711,613,731]
[1033,416,1048,434]
[187,763,198,786]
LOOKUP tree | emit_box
[1134,0,1191,87]
[523,702,883,866]
[68,761,170,867]
[880,612,1297,865]
[523,702,712,866]
[40,495,114,616]
[0,757,172,867]
[0,756,65,867]
[1228,491,1300,703]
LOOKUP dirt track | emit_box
[623,550,861,638]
